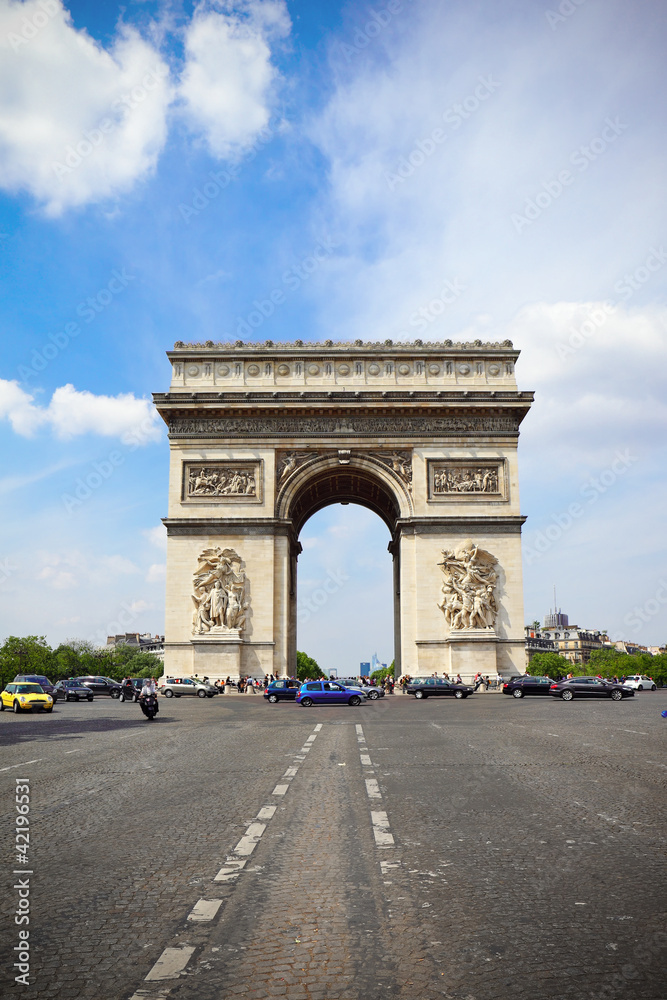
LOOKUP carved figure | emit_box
[277,452,312,484]
[433,465,499,494]
[187,466,257,497]
[191,547,248,635]
[371,451,413,490]
[438,538,498,630]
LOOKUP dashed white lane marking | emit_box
[129,989,171,1000]
[214,859,246,882]
[187,899,223,922]
[138,724,322,989]
[145,947,195,981]
[305,734,317,742]
[234,822,266,856]
[0,759,43,772]
[357,725,396,848]
[64,749,83,754]
[365,778,381,799]
[371,811,395,847]
[622,729,648,735]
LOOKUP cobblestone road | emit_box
[1,691,665,999]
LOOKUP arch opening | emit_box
[296,504,394,677]
[280,461,406,537]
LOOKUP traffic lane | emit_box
[364,707,665,999]
[166,720,445,1000]
[0,703,321,1000]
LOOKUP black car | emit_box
[53,680,94,702]
[75,676,122,698]
[264,679,300,703]
[407,677,473,699]
[13,674,58,699]
[502,675,554,698]
[118,679,143,702]
[549,676,635,702]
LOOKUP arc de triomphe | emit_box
[154,340,533,680]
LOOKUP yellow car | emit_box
[1,683,54,713]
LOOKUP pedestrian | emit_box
[246,677,255,694]
[455,673,463,685]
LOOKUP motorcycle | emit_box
[139,693,159,720]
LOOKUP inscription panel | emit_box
[427,459,508,502]
[182,461,263,503]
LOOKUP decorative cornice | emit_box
[170,339,516,352]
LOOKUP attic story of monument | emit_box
[154,339,533,680]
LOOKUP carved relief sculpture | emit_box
[438,539,498,630]
[276,452,316,485]
[434,464,499,494]
[183,462,262,502]
[370,451,413,490]
[192,547,249,635]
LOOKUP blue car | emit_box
[295,680,366,707]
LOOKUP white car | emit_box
[159,677,218,698]
[622,674,657,691]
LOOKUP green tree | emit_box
[527,651,573,680]
[0,636,54,689]
[296,651,325,682]
[371,660,395,683]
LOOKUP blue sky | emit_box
[0,0,666,671]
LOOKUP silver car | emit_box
[337,679,385,701]
[159,677,218,698]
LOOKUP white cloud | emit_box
[146,563,166,583]
[143,525,167,551]
[0,1,173,215]
[511,302,667,474]
[179,0,290,158]
[0,379,161,443]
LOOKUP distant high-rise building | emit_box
[360,662,371,676]
[544,585,568,628]
[544,609,569,628]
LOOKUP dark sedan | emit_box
[53,680,94,702]
[264,679,300,703]
[502,675,554,698]
[549,677,635,701]
[75,676,122,697]
[13,674,58,699]
[407,677,473,699]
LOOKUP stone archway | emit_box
[155,339,533,681]
[275,453,411,675]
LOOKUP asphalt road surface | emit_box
[1,690,665,1000]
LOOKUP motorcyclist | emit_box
[139,677,158,719]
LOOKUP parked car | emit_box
[263,679,300,703]
[502,675,554,698]
[549,677,634,701]
[75,676,122,698]
[296,681,366,707]
[1,683,53,713]
[12,674,58,700]
[159,677,218,698]
[52,680,94,702]
[407,677,473,699]
[337,679,385,700]
[622,674,657,691]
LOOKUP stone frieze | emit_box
[169,414,521,438]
